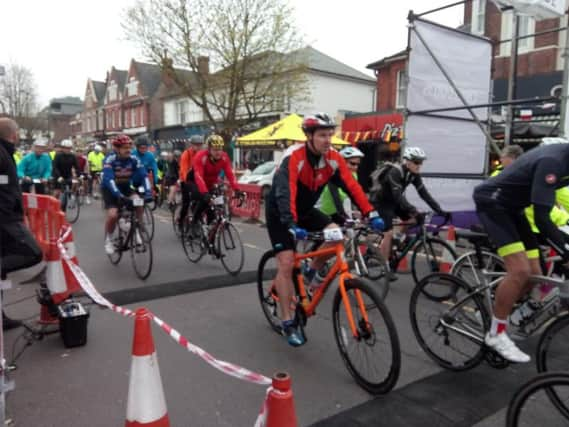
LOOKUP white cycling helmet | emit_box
[33,138,48,148]
[403,146,427,161]
[60,139,73,148]
[339,146,364,159]
[541,137,569,146]
[94,144,102,152]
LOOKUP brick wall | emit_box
[376,58,406,111]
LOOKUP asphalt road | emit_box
[1,203,564,426]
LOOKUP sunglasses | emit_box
[412,160,423,166]
[348,161,360,167]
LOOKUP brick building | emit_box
[103,67,128,136]
[81,79,107,142]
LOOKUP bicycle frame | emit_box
[293,241,369,338]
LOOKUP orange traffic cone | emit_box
[264,372,298,427]
[440,225,456,273]
[396,253,410,273]
[125,308,170,427]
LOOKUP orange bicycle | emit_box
[257,223,401,394]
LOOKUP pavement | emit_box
[1,202,565,426]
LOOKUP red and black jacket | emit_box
[268,144,373,226]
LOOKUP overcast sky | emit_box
[0,0,463,107]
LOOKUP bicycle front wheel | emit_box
[333,277,401,394]
[107,227,123,265]
[451,250,505,288]
[215,222,244,275]
[257,249,282,335]
[143,205,155,240]
[181,222,206,263]
[130,226,153,280]
[536,313,569,418]
[506,372,569,427]
[410,273,489,371]
[360,249,390,300]
[172,204,182,238]
[66,192,81,224]
[411,237,457,285]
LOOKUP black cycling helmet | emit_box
[135,135,150,148]
[302,113,336,134]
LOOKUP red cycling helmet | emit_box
[112,134,132,147]
[301,113,336,134]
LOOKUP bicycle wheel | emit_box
[65,191,81,224]
[506,372,569,427]
[411,237,457,285]
[360,249,390,300]
[410,273,489,371]
[332,277,401,394]
[451,250,505,288]
[143,205,155,240]
[257,249,282,335]
[130,225,153,280]
[181,222,206,263]
[107,227,123,265]
[536,314,569,418]
[216,222,244,275]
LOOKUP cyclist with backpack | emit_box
[369,147,450,269]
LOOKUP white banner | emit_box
[493,0,567,19]
[406,177,485,212]
[405,115,487,175]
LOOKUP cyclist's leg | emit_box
[377,206,395,260]
[178,182,191,223]
[102,188,120,235]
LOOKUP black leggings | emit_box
[0,222,43,280]
[187,182,214,224]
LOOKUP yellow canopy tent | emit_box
[237,114,349,148]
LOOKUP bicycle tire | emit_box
[450,250,505,289]
[536,313,569,419]
[65,191,81,224]
[130,225,153,280]
[332,277,401,394]
[411,237,458,285]
[181,222,206,263]
[257,249,283,335]
[506,372,569,427]
[409,273,489,371]
[172,204,182,238]
[360,249,390,300]
[216,222,244,276]
[143,205,155,240]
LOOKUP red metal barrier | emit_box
[230,183,261,220]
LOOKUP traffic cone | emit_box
[440,225,456,273]
[60,227,81,297]
[125,308,170,427]
[265,372,298,427]
[396,253,410,273]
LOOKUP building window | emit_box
[471,0,486,35]
[131,108,137,127]
[112,111,116,128]
[176,100,189,124]
[500,10,535,55]
[108,82,117,101]
[127,79,138,97]
[395,69,407,109]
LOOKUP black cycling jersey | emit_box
[474,143,569,260]
[377,163,442,214]
[52,152,79,180]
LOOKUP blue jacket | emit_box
[101,153,151,198]
[132,149,158,185]
[17,152,52,179]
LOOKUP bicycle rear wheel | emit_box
[216,222,244,275]
[143,205,155,240]
[410,273,489,371]
[506,372,569,427]
[130,225,153,280]
[181,222,206,263]
[332,277,401,394]
[65,191,81,224]
[360,249,390,300]
[257,249,282,335]
[411,237,457,285]
[537,313,569,419]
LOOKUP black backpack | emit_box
[368,162,400,204]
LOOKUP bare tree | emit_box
[0,63,38,117]
[124,0,310,131]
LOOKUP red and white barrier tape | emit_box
[56,226,271,389]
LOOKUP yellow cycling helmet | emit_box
[207,134,224,148]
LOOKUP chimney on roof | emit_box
[198,56,209,76]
